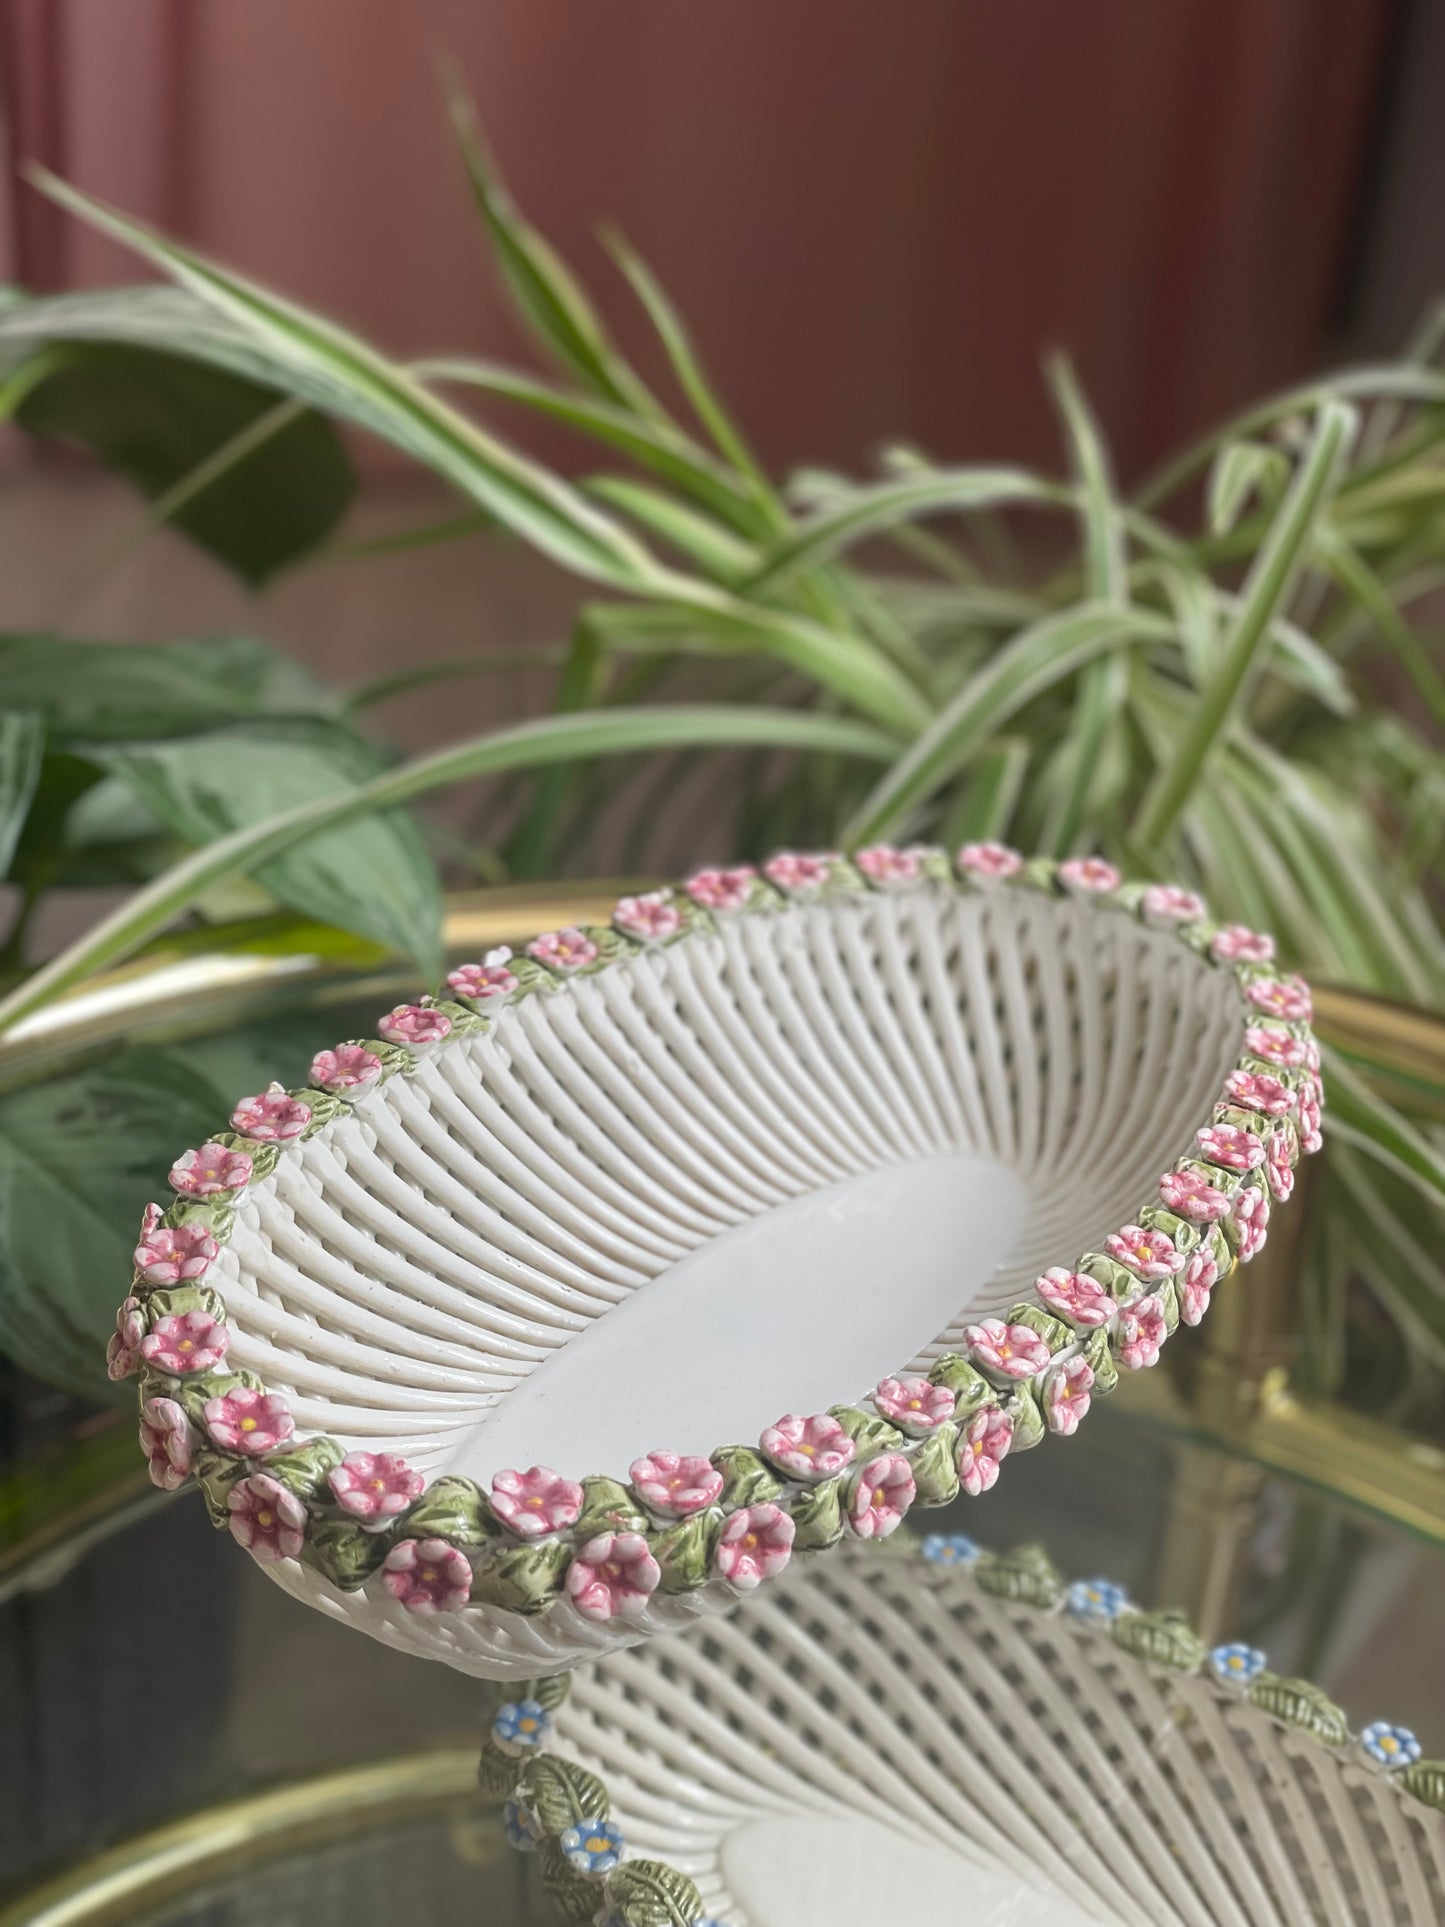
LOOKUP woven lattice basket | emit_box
[482,1537,1445,1927]
[110,846,1322,1678]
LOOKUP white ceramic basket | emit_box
[111,848,1323,1679]
[487,1537,1445,1927]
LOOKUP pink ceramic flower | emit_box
[714,1503,795,1590]
[203,1386,294,1456]
[139,1396,196,1489]
[231,1084,312,1142]
[490,1465,584,1539]
[377,1003,452,1047]
[134,1217,218,1286]
[1158,1169,1230,1223]
[330,1451,424,1527]
[1116,1295,1168,1370]
[383,1537,473,1615]
[141,1309,229,1376]
[1179,1249,1220,1327]
[447,948,519,1000]
[759,1412,856,1481]
[1142,883,1207,923]
[847,1452,915,1540]
[1224,1068,1294,1117]
[107,1297,146,1380]
[1246,976,1312,1023]
[628,1451,723,1517]
[1105,1225,1185,1281]
[1265,1129,1296,1203]
[872,1376,956,1435]
[854,845,922,886]
[1045,1356,1095,1436]
[764,851,835,894]
[684,864,756,912]
[527,928,598,973]
[1058,855,1121,894]
[228,1472,306,1562]
[1211,923,1276,964]
[1196,1122,1265,1172]
[964,1319,1052,1379]
[1232,1185,1270,1262]
[613,892,681,942]
[169,1142,253,1198]
[309,1043,383,1094]
[566,1531,660,1621]
[957,1407,1012,1497]
[1245,1024,1308,1068]
[956,840,1023,881]
[1036,1267,1114,1328]
[1298,1075,1324,1154]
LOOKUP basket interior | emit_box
[216,888,1244,1484]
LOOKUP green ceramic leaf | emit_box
[537,1840,606,1923]
[1247,1673,1351,1745]
[652,1511,722,1592]
[403,1474,495,1547]
[603,1858,705,1926]
[191,1446,248,1530]
[139,1282,226,1324]
[516,1755,610,1834]
[973,1543,1064,1608]
[926,1353,995,1415]
[162,1199,236,1244]
[787,1477,844,1552]
[1003,1303,1070,1352]
[1081,1327,1119,1397]
[167,1367,263,1429]
[575,1475,648,1539]
[1402,1761,1445,1813]
[301,1515,390,1592]
[827,1405,905,1455]
[711,1445,784,1508]
[1111,1609,1207,1672]
[470,1538,571,1615]
[264,1436,344,1502]
[1004,1383,1046,1452]
[476,1746,523,1799]
[909,1426,960,1507]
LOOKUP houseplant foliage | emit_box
[0,95,1440,1422]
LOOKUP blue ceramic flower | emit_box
[560,1818,625,1876]
[502,1796,539,1851]
[1065,1578,1129,1621]
[921,1533,979,1567]
[491,1698,550,1753]
[1209,1642,1266,1686]
[1361,1721,1421,1769]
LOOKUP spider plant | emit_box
[0,94,1440,1423]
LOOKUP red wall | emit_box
[4,0,1388,482]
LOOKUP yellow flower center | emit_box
[743,1532,758,1549]
[1380,1734,1399,1753]
[257,1509,274,1528]
[585,1835,610,1853]
[421,1568,437,1585]
[240,1417,258,1431]
[178,1339,194,1353]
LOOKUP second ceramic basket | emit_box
[110,847,1322,1677]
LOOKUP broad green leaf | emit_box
[0,704,898,1031]
[444,76,659,421]
[14,343,354,583]
[742,469,1061,598]
[1207,440,1289,536]
[0,714,44,877]
[843,603,1171,845]
[25,174,662,591]
[0,1047,222,1400]
[0,634,328,740]
[97,722,445,980]
[1137,401,1357,849]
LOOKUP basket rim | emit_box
[111,844,1323,1640]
